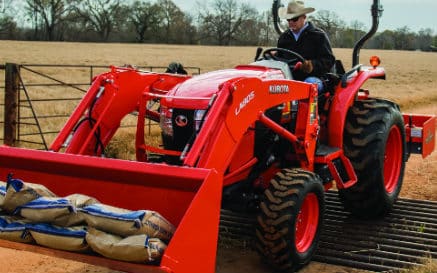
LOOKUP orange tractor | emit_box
[0,0,435,272]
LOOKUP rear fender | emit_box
[327,66,386,148]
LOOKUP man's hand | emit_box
[301,60,313,74]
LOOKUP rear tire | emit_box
[340,99,406,218]
[256,168,324,272]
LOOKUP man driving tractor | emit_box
[276,0,335,94]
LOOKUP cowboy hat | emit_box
[278,0,315,20]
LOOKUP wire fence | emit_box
[0,63,200,150]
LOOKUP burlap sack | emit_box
[80,203,175,241]
[80,204,142,236]
[138,211,175,241]
[51,194,100,227]
[1,177,56,214]
[65,194,100,207]
[0,181,6,209]
[28,223,88,252]
[0,215,34,243]
[86,227,167,263]
[15,197,75,223]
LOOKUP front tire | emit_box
[256,168,324,272]
[340,99,406,218]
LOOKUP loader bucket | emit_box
[0,145,222,273]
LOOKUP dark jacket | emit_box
[277,22,335,81]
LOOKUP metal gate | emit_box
[1,63,200,150]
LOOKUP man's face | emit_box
[288,15,306,32]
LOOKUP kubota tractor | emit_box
[0,0,435,272]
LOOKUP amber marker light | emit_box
[370,56,381,68]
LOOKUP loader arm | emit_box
[178,77,319,172]
[50,67,189,155]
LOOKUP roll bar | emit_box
[352,0,383,66]
[272,0,285,35]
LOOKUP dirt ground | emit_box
[0,246,369,273]
[0,41,436,273]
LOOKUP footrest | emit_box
[315,146,357,189]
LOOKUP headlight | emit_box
[194,109,207,132]
[160,106,173,136]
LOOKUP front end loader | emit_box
[0,0,435,272]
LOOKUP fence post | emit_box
[4,63,19,146]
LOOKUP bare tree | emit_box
[258,10,279,46]
[156,0,187,43]
[372,30,395,49]
[312,10,345,47]
[177,14,198,44]
[393,26,415,50]
[128,0,161,43]
[416,28,434,51]
[197,0,258,45]
[237,14,267,46]
[350,20,365,42]
[24,0,76,40]
[0,15,16,39]
[74,0,125,42]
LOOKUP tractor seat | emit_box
[331,60,346,75]
[250,59,293,79]
[322,60,345,92]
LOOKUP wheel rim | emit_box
[295,193,319,253]
[384,125,402,194]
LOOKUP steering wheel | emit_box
[262,47,305,67]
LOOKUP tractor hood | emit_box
[168,66,284,98]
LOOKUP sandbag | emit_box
[0,215,34,243]
[51,194,100,227]
[0,181,6,209]
[14,197,75,223]
[27,223,88,252]
[86,227,167,263]
[65,193,100,207]
[1,175,56,214]
[80,203,175,241]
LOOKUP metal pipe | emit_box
[272,0,284,35]
[352,0,384,66]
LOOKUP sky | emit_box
[171,0,436,33]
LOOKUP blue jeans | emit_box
[304,77,324,94]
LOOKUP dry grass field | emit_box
[0,40,436,273]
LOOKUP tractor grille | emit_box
[162,109,194,151]
[219,191,437,272]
